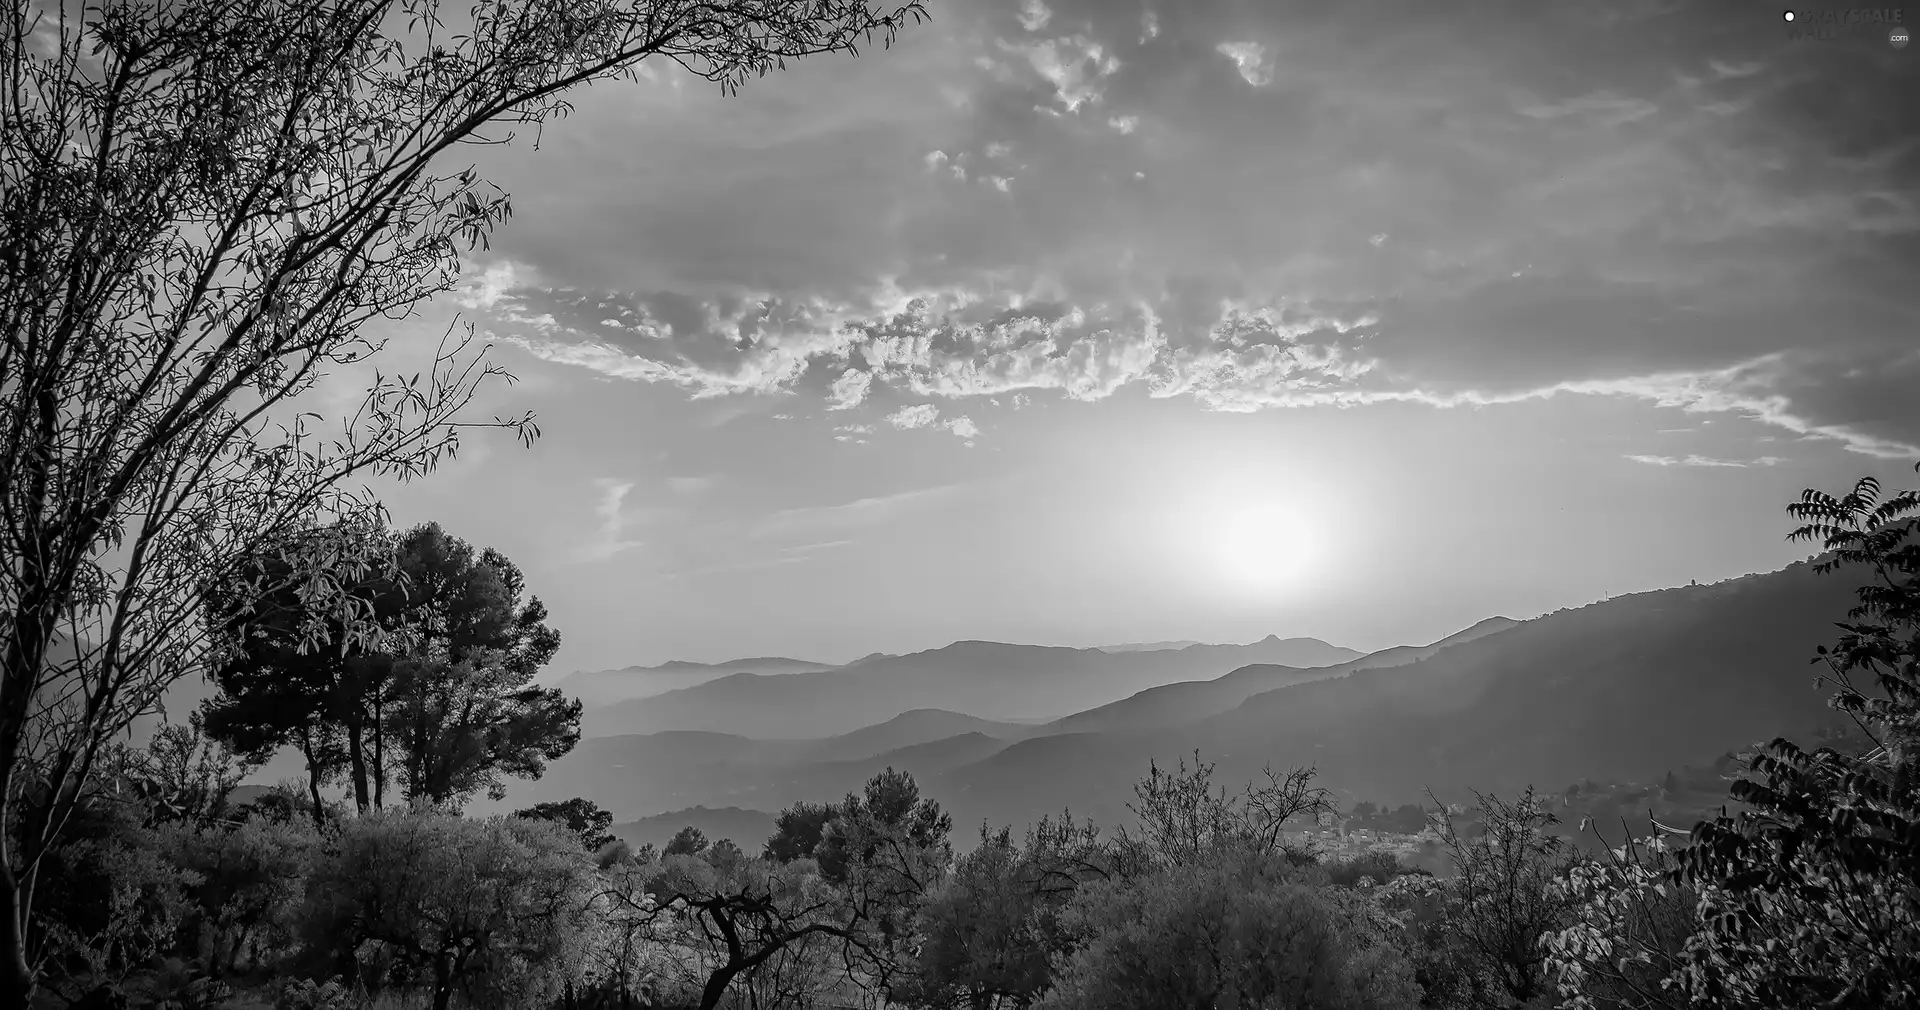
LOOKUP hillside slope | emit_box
[928,562,1856,833]
[1045,617,1520,736]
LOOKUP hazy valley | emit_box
[479,555,1854,850]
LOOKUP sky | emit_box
[337,0,1920,672]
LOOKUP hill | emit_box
[1045,617,1520,736]
[610,806,778,854]
[1096,640,1206,653]
[923,561,1859,835]
[553,656,837,707]
[796,709,1034,762]
[580,635,1361,739]
[493,727,1018,821]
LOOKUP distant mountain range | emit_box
[578,636,1364,738]
[492,558,1856,835]
[611,806,777,854]
[1046,617,1519,735]
[1095,640,1205,653]
[553,656,839,707]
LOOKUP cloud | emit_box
[454,261,526,310]
[942,416,981,440]
[999,34,1119,113]
[666,476,713,496]
[468,0,1920,462]
[574,479,645,563]
[886,403,942,429]
[1215,41,1272,87]
[1017,0,1051,32]
[752,484,961,541]
[827,368,873,410]
[1623,453,1785,468]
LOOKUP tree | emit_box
[1671,468,1920,1007]
[514,797,616,854]
[764,800,841,863]
[0,0,927,997]
[379,523,574,807]
[1116,751,1331,871]
[665,825,710,858]
[1429,787,1576,1007]
[200,521,411,822]
[302,811,600,1010]
[1035,846,1420,1010]
[630,852,867,1010]
[906,825,1051,1010]
[205,521,575,814]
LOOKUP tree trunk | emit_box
[299,725,327,828]
[0,862,35,1008]
[1,605,59,1007]
[699,962,744,1010]
[432,952,456,1010]
[372,683,386,808]
[346,717,370,814]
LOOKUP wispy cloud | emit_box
[574,479,646,563]
[753,484,962,542]
[1623,453,1784,468]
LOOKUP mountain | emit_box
[491,726,1018,820]
[796,709,1034,763]
[553,656,837,707]
[611,807,778,854]
[924,561,1857,834]
[1096,640,1206,653]
[1046,617,1520,736]
[580,636,1361,739]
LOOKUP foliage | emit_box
[156,815,319,978]
[380,523,573,807]
[1668,470,1920,1008]
[206,522,577,817]
[1430,787,1576,1007]
[665,825,711,858]
[1035,844,1420,1010]
[0,0,927,995]
[1116,750,1331,872]
[1541,826,1698,1010]
[300,810,601,1010]
[515,797,617,853]
[764,800,841,863]
[815,768,953,998]
[904,825,1052,1010]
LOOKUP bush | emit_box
[1036,846,1419,1010]
[300,810,602,1010]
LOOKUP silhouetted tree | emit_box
[764,800,841,863]
[665,826,710,858]
[514,798,617,853]
[0,0,928,996]
[201,522,410,821]
[379,524,575,808]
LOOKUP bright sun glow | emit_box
[1205,501,1321,593]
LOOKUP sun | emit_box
[1205,501,1321,593]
